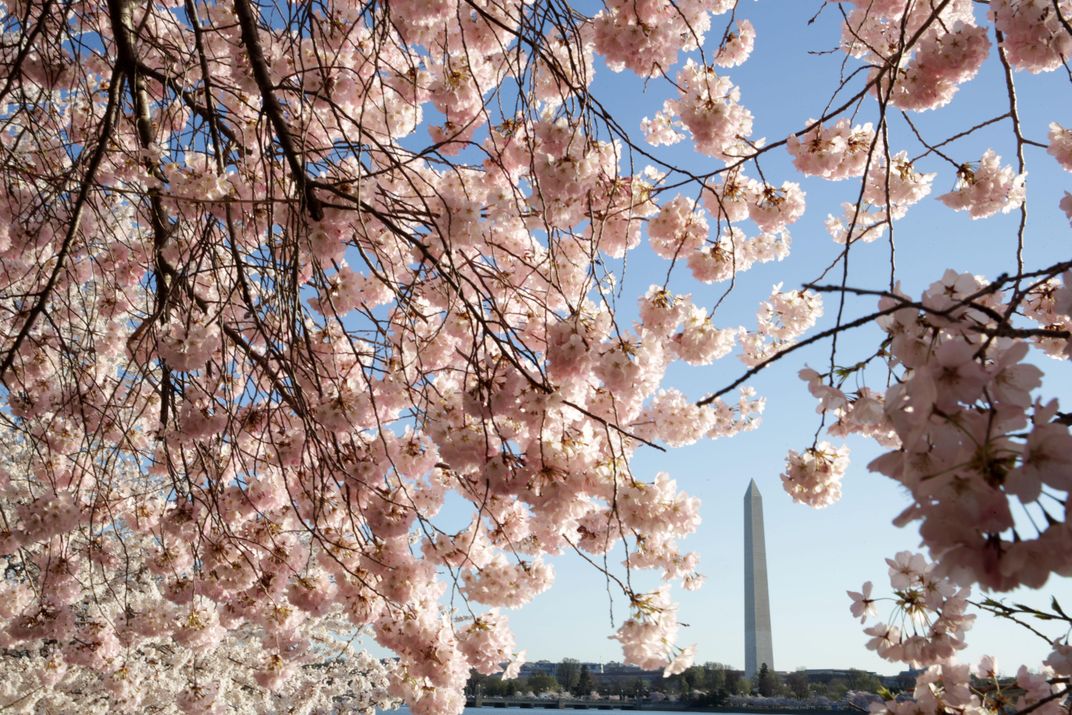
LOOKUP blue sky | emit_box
[368,1,1072,676]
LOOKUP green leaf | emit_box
[1013,603,1051,619]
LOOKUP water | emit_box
[379,709,762,715]
[459,710,716,715]
[473,710,686,714]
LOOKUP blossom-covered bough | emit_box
[0,0,1069,712]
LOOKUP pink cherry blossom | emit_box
[938,150,1026,219]
[0,1,1069,712]
[1049,123,1072,171]
[781,441,850,508]
[848,581,877,622]
[713,20,755,68]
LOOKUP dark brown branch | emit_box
[232,0,324,220]
[133,60,244,153]
[994,28,1028,277]
[0,0,60,105]
[697,303,905,406]
[0,67,125,384]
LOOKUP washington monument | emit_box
[744,479,774,679]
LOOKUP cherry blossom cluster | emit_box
[1022,271,1072,359]
[864,152,938,219]
[937,150,1027,219]
[612,586,695,675]
[0,0,763,705]
[839,0,990,111]
[457,610,517,676]
[867,659,1064,715]
[851,552,975,667]
[1049,123,1072,172]
[791,267,1072,596]
[688,227,791,283]
[648,195,708,259]
[701,172,808,233]
[594,0,734,77]
[0,603,399,714]
[823,151,937,245]
[713,20,756,68]
[643,60,754,160]
[990,0,1072,73]
[780,441,850,508]
[738,285,824,367]
[787,120,934,247]
[787,120,876,180]
[865,270,1072,591]
[0,0,1070,712]
[858,565,1069,715]
[639,172,801,285]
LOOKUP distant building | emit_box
[801,669,877,683]
[882,668,923,690]
[593,662,662,685]
[517,661,609,679]
[517,661,558,677]
[515,660,660,686]
[744,479,774,680]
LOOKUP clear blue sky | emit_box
[372,1,1072,676]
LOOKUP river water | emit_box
[380,708,763,715]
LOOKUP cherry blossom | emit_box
[713,20,756,68]
[991,0,1072,73]
[1049,123,1072,172]
[650,60,755,160]
[593,0,731,77]
[938,150,1027,219]
[612,587,693,672]
[0,0,1069,711]
[848,581,877,623]
[648,195,709,259]
[781,442,850,508]
[787,120,876,180]
[854,552,975,668]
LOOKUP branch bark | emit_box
[232,0,324,220]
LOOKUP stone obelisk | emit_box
[744,479,774,680]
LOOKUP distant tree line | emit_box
[465,661,888,703]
